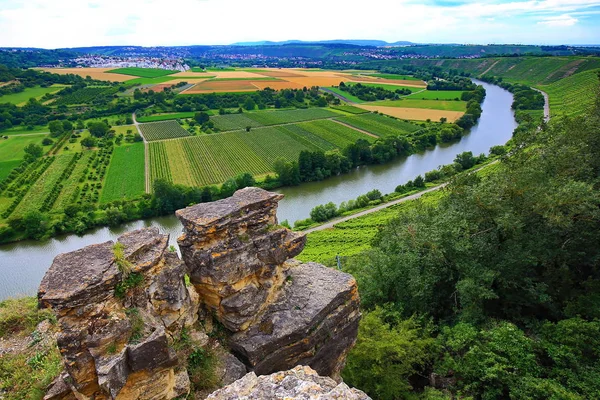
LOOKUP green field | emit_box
[360,73,422,81]
[138,120,191,141]
[296,120,376,147]
[108,68,177,78]
[211,108,338,131]
[100,143,145,203]
[0,160,20,181]
[12,155,72,217]
[149,116,380,186]
[335,113,421,137]
[0,134,48,162]
[1,125,49,135]
[298,191,442,264]
[53,87,111,106]
[368,98,467,111]
[125,77,178,85]
[325,87,364,103]
[406,90,464,100]
[0,85,64,106]
[541,68,599,116]
[349,82,421,92]
[330,105,369,114]
[137,112,200,123]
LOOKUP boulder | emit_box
[177,187,360,379]
[38,228,196,399]
[206,365,371,400]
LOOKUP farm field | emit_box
[38,68,133,82]
[346,82,421,92]
[360,73,422,81]
[357,105,464,122]
[137,112,199,123]
[0,160,20,181]
[540,68,599,116]
[335,113,422,137]
[210,108,339,131]
[53,152,94,209]
[183,80,260,93]
[0,134,48,162]
[406,90,465,100]
[297,191,442,265]
[108,68,177,78]
[344,75,427,87]
[148,115,384,186]
[52,86,112,105]
[0,85,65,105]
[11,154,73,217]
[138,121,191,141]
[330,105,369,114]
[324,87,364,103]
[368,99,467,111]
[1,125,50,135]
[100,143,145,203]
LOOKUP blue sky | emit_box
[0,0,599,48]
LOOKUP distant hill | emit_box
[230,40,415,47]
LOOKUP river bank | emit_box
[0,80,517,300]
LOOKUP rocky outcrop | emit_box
[39,227,198,400]
[40,187,361,399]
[206,366,371,400]
[177,187,360,379]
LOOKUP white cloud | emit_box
[0,0,597,47]
[537,14,579,26]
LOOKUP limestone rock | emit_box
[38,228,196,400]
[230,261,360,380]
[177,187,360,379]
[177,187,306,332]
[206,365,371,400]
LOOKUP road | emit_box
[132,112,150,194]
[302,183,448,234]
[532,88,550,122]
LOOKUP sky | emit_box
[0,0,599,48]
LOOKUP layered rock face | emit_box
[39,228,198,399]
[177,188,360,379]
[40,187,361,399]
[206,366,371,400]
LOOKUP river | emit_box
[0,80,516,300]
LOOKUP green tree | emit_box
[88,122,109,138]
[23,143,43,160]
[81,136,97,149]
[194,112,210,125]
[48,120,64,138]
[343,307,434,400]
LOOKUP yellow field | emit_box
[182,80,259,94]
[37,68,132,82]
[357,105,464,122]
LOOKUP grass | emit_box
[139,120,191,141]
[108,67,177,78]
[368,99,467,112]
[0,134,48,162]
[100,142,145,203]
[54,152,93,209]
[541,68,599,117]
[1,125,49,135]
[298,191,442,265]
[0,85,65,106]
[137,112,199,122]
[211,108,338,131]
[297,120,376,147]
[335,113,422,137]
[12,155,73,217]
[325,87,365,103]
[125,76,179,85]
[406,90,465,100]
[361,73,422,81]
[330,105,369,114]
[348,82,422,92]
[0,297,62,399]
[0,160,21,181]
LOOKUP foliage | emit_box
[187,348,220,391]
[100,143,145,203]
[343,307,435,400]
[335,113,421,138]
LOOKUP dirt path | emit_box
[331,119,378,138]
[132,112,150,193]
[480,60,501,77]
[532,88,550,122]
[303,184,448,234]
